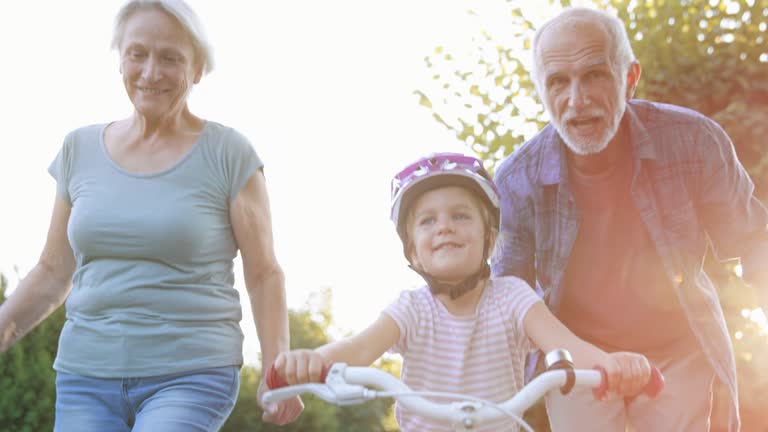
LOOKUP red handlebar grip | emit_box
[643,366,664,398]
[592,365,664,400]
[265,364,286,389]
[265,364,330,389]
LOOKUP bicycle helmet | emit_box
[390,152,501,299]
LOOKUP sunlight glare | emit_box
[749,308,768,335]
[740,307,768,336]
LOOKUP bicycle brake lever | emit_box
[323,363,371,405]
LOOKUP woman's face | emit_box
[119,8,201,120]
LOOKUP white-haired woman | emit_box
[0,0,303,430]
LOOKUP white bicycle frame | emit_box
[262,362,604,431]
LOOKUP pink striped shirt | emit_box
[384,276,542,431]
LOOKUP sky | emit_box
[0,1,559,365]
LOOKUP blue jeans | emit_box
[54,366,240,432]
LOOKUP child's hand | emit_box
[603,351,651,397]
[273,349,329,385]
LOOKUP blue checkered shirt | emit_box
[492,99,768,431]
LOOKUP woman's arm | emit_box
[0,194,75,352]
[231,170,302,424]
[231,170,288,374]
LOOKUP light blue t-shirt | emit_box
[48,121,261,377]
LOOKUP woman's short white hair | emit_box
[531,7,636,94]
[111,0,214,75]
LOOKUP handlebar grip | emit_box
[592,365,664,400]
[265,364,330,389]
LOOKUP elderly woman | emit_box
[0,0,302,430]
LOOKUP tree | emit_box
[0,274,66,432]
[603,0,768,199]
[416,1,768,430]
[414,1,550,170]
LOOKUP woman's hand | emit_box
[258,350,325,425]
[258,378,304,425]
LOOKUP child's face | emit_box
[407,186,488,284]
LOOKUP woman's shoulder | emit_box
[63,123,107,144]
[56,123,109,159]
[200,121,249,143]
[197,121,258,157]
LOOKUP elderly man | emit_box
[492,6,768,431]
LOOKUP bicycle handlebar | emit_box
[262,362,664,426]
[265,362,663,398]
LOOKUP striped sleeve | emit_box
[383,290,419,355]
[498,276,543,353]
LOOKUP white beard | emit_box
[550,85,627,156]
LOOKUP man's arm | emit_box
[695,118,768,311]
[491,159,537,288]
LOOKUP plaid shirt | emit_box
[492,99,768,431]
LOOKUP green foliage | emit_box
[0,274,65,432]
[418,0,768,188]
[417,0,768,430]
[599,0,768,199]
[705,259,768,431]
[223,288,399,431]
[414,1,549,171]
[288,288,334,350]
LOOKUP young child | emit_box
[271,153,654,431]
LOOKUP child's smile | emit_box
[409,186,487,284]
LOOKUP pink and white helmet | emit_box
[390,152,501,242]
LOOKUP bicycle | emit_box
[262,349,664,431]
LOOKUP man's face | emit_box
[536,20,628,155]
